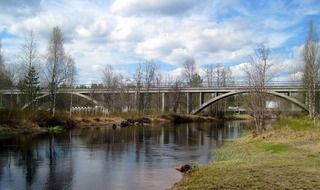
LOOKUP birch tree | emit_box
[135,63,143,113]
[0,39,11,89]
[144,61,157,112]
[46,26,73,116]
[302,21,320,119]
[244,44,273,134]
[182,57,196,85]
[18,31,41,108]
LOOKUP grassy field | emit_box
[173,117,320,190]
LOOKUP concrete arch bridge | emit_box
[0,84,307,114]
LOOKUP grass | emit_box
[173,117,320,190]
[47,125,65,134]
[0,126,38,138]
[273,116,315,130]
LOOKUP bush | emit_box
[162,113,193,124]
[31,110,76,128]
[0,108,24,125]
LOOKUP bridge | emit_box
[0,81,307,114]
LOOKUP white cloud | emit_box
[111,0,198,16]
[0,0,318,84]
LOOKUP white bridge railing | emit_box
[0,81,305,94]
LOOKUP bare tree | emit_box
[46,26,73,116]
[0,39,11,89]
[171,78,183,113]
[66,56,76,117]
[103,65,114,88]
[182,57,196,84]
[302,21,320,119]
[134,63,143,114]
[0,38,5,74]
[102,65,126,113]
[18,30,41,108]
[143,61,157,112]
[244,44,273,134]
[205,64,234,117]
[20,31,39,69]
[205,64,214,87]
[155,72,162,112]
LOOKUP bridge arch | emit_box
[22,92,99,110]
[192,90,308,114]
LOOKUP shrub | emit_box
[0,108,24,125]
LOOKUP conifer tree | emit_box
[20,66,40,109]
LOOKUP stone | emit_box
[175,164,192,173]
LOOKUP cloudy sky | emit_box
[0,0,320,84]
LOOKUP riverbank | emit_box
[0,123,45,138]
[173,116,320,189]
[0,112,218,137]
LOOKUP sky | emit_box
[0,0,320,84]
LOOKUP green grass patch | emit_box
[274,116,315,130]
[260,143,292,153]
[214,142,250,162]
[0,128,33,138]
[47,126,65,134]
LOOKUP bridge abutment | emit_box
[199,92,204,107]
[162,92,165,112]
[187,92,191,113]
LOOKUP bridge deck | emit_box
[0,86,306,95]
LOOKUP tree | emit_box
[170,78,183,113]
[46,26,74,116]
[302,21,320,119]
[103,65,114,88]
[134,63,143,113]
[244,44,273,134]
[102,64,124,112]
[0,38,5,74]
[66,56,76,117]
[143,61,157,112]
[19,66,41,109]
[18,31,41,108]
[205,63,233,87]
[204,64,234,117]
[0,38,11,89]
[182,57,196,85]
[20,31,38,69]
[189,73,203,87]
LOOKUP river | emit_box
[0,121,248,190]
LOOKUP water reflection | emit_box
[0,121,248,190]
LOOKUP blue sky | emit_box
[0,0,320,84]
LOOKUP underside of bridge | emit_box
[192,90,308,114]
[21,92,99,110]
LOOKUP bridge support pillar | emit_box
[16,94,20,105]
[134,92,138,110]
[199,92,204,107]
[162,92,165,112]
[187,92,191,113]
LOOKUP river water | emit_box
[0,121,248,190]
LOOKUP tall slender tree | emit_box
[244,44,273,134]
[20,66,41,109]
[135,63,143,113]
[0,39,11,89]
[302,21,320,119]
[18,31,41,108]
[182,57,196,85]
[46,26,73,116]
